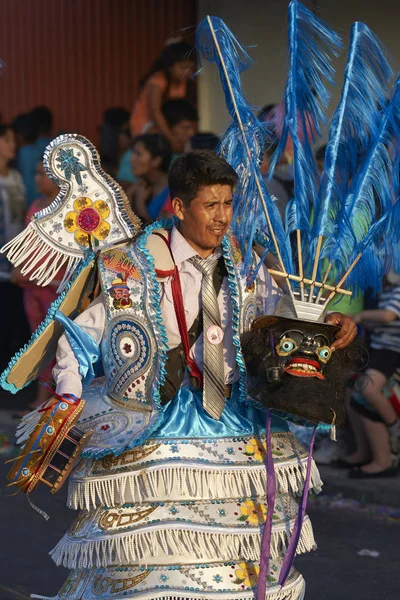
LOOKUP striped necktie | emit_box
[190,254,226,420]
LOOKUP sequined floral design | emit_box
[233,562,260,587]
[64,197,111,247]
[243,437,285,461]
[243,437,265,461]
[56,148,86,185]
[238,499,267,525]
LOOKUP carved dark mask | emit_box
[241,316,363,425]
[260,319,337,383]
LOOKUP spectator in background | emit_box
[12,160,61,413]
[128,134,171,222]
[130,40,195,150]
[345,276,400,478]
[0,124,29,371]
[117,99,197,189]
[161,99,198,153]
[191,132,220,151]
[31,105,53,159]
[99,108,131,178]
[13,112,38,206]
[259,140,292,220]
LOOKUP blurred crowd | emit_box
[0,37,399,479]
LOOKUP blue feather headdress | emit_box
[196,1,400,320]
[195,16,294,279]
[271,0,342,248]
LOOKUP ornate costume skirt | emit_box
[32,388,321,600]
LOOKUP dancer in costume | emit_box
[15,146,356,600]
[4,2,400,599]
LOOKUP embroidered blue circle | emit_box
[46,426,55,435]
[22,468,30,477]
[59,402,68,411]
[108,315,152,395]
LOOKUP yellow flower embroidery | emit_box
[238,499,267,525]
[64,197,111,247]
[234,562,260,587]
[244,437,266,462]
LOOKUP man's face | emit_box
[173,184,233,257]
[171,120,197,152]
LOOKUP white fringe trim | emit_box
[30,573,305,600]
[50,517,315,569]
[1,222,80,288]
[16,406,43,446]
[68,460,322,511]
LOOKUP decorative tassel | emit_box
[68,459,323,511]
[50,516,315,569]
[27,494,50,521]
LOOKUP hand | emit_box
[351,312,363,325]
[325,311,357,351]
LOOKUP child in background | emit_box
[130,40,195,150]
[12,161,61,412]
[128,134,172,222]
[347,276,400,477]
[117,99,197,190]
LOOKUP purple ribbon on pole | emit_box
[257,410,276,600]
[278,426,317,586]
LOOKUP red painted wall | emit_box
[0,0,196,144]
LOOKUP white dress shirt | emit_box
[53,226,282,398]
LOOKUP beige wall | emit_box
[197,0,400,136]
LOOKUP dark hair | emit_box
[140,41,195,102]
[191,132,220,151]
[0,123,13,137]
[258,104,277,121]
[161,99,198,127]
[30,105,53,134]
[168,150,238,206]
[102,107,130,128]
[316,144,327,162]
[12,113,37,143]
[133,134,172,173]
[141,41,193,86]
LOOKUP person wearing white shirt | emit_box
[45,151,356,600]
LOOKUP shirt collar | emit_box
[170,225,222,267]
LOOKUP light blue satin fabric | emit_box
[153,384,288,439]
[55,310,100,387]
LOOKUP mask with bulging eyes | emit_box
[241,316,364,426]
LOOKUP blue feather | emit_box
[321,78,400,294]
[271,0,343,239]
[195,16,293,274]
[314,22,393,240]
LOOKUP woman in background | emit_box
[130,40,195,151]
[12,161,61,412]
[128,134,172,222]
[0,124,28,372]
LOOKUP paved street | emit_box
[0,459,399,599]
[0,398,399,600]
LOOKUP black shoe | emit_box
[349,465,398,479]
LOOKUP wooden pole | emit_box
[297,229,304,301]
[206,16,295,301]
[308,235,323,303]
[315,261,333,303]
[267,269,352,296]
[326,253,362,303]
